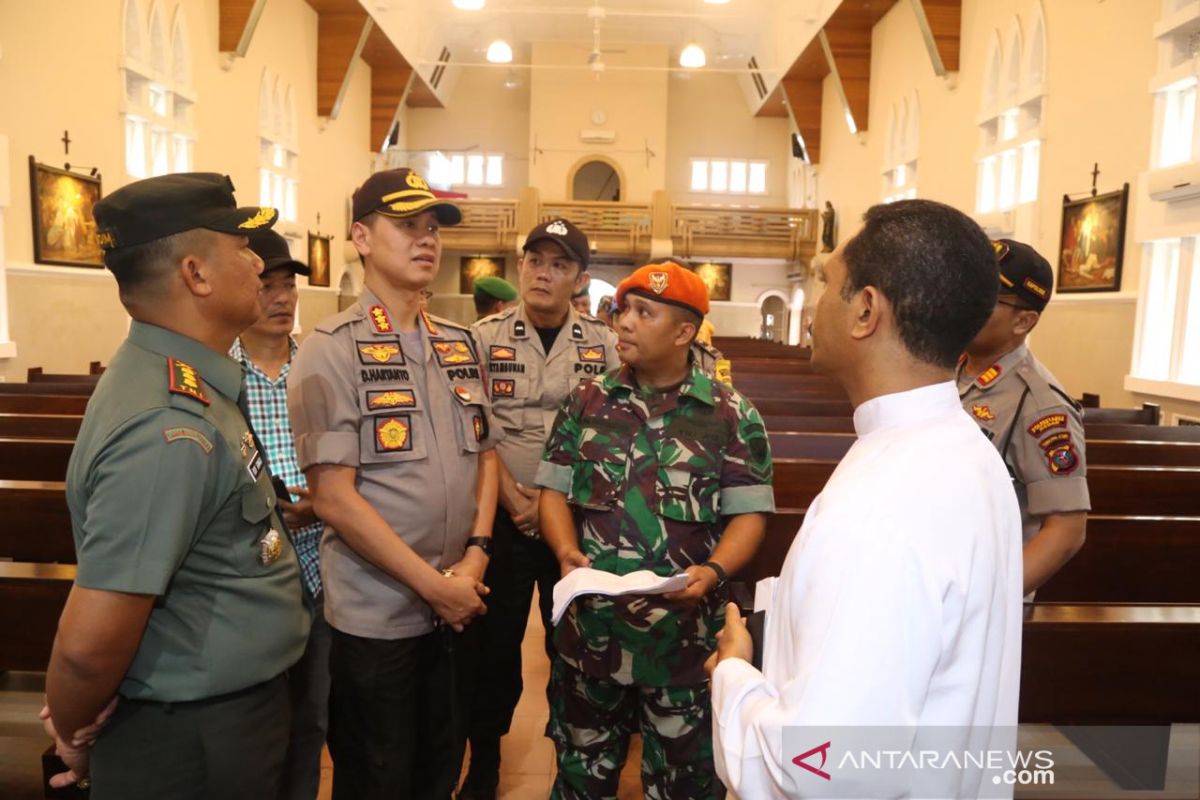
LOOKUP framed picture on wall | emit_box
[1056,184,1129,294]
[460,256,504,295]
[690,261,732,302]
[308,232,333,287]
[28,156,104,267]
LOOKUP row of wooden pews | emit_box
[713,335,1200,781]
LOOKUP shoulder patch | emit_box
[1028,413,1068,437]
[162,426,214,453]
[1046,444,1080,475]
[472,306,517,329]
[167,357,209,405]
[426,311,469,333]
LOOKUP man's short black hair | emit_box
[841,199,997,368]
[105,229,212,304]
[474,291,500,315]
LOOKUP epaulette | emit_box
[472,306,518,330]
[166,356,210,406]
[424,311,471,335]
[315,304,363,334]
[1014,362,1081,412]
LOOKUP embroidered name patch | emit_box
[247,450,265,482]
[1028,414,1068,437]
[1039,432,1072,451]
[162,426,213,453]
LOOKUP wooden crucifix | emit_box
[1091,162,1100,197]
[61,130,72,156]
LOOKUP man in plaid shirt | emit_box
[232,229,327,800]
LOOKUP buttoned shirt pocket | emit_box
[226,477,284,577]
[488,374,529,431]
[656,458,721,524]
[357,387,428,465]
[450,383,489,454]
[569,425,627,510]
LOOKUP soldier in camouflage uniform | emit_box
[536,262,775,799]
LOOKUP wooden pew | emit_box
[0,395,89,416]
[0,413,83,439]
[0,438,74,481]
[761,415,856,433]
[1083,403,1161,425]
[751,398,854,417]
[27,367,102,384]
[0,381,94,396]
[0,561,74,671]
[0,480,74,562]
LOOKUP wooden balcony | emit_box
[673,205,819,261]
[437,189,818,263]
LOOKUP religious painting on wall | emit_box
[460,256,504,295]
[308,233,333,287]
[690,261,733,302]
[1057,184,1129,293]
[28,157,103,267]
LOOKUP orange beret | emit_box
[615,262,710,317]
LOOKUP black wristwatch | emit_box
[701,560,728,589]
[465,536,493,556]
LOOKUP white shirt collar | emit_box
[852,380,962,437]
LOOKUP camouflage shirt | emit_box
[536,364,775,687]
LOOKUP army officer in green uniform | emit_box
[44,174,310,800]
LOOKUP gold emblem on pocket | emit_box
[260,529,283,566]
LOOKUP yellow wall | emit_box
[0,0,372,379]
[816,0,1160,407]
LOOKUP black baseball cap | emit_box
[352,168,462,225]
[524,218,590,270]
[993,239,1053,311]
[248,229,310,276]
[94,173,277,254]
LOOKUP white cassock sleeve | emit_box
[711,515,945,799]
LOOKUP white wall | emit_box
[0,0,375,380]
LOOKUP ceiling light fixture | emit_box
[679,43,706,69]
[452,0,485,10]
[486,39,513,64]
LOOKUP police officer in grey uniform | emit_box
[288,168,501,800]
[44,173,310,800]
[958,239,1090,594]
[459,218,618,798]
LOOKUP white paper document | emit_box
[551,567,691,625]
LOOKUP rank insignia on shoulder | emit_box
[1047,445,1079,475]
[368,305,393,334]
[490,345,516,361]
[358,341,405,365]
[1028,413,1068,437]
[513,320,526,337]
[970,404,995,421]
[167,357,209,405]
[375,415,412,452]
[492,378,515,397]
[422,311,439,336]
[367,389,416,409]
[259,529,283,566]
[572,322,583,340]
[577,345,606,363]
[714,359,733,386]
[976,364,1002,388]
[162,426,214,453]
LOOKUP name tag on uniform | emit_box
[247,450,265,482]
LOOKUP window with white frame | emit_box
[689,159,768,195]
[259,73,299,222]
[975,5,1045,215]
[121,0,195,179]
[882,95,919,202]
[1130,237,1200,385]
[426,152,503,188]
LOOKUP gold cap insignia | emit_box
[649,271,669,295]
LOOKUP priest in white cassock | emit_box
[707,199,1024,799]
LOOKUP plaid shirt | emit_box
[231,337,323,597]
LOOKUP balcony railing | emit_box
[539,201,652,253]
[449,199,519,246]
[673,206,819,261]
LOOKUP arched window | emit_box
[882,94,918,202]
[121,1,196,178]
[975,7,1044,218]
[260,72,300,223]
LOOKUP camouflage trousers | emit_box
[548,657,718,800]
